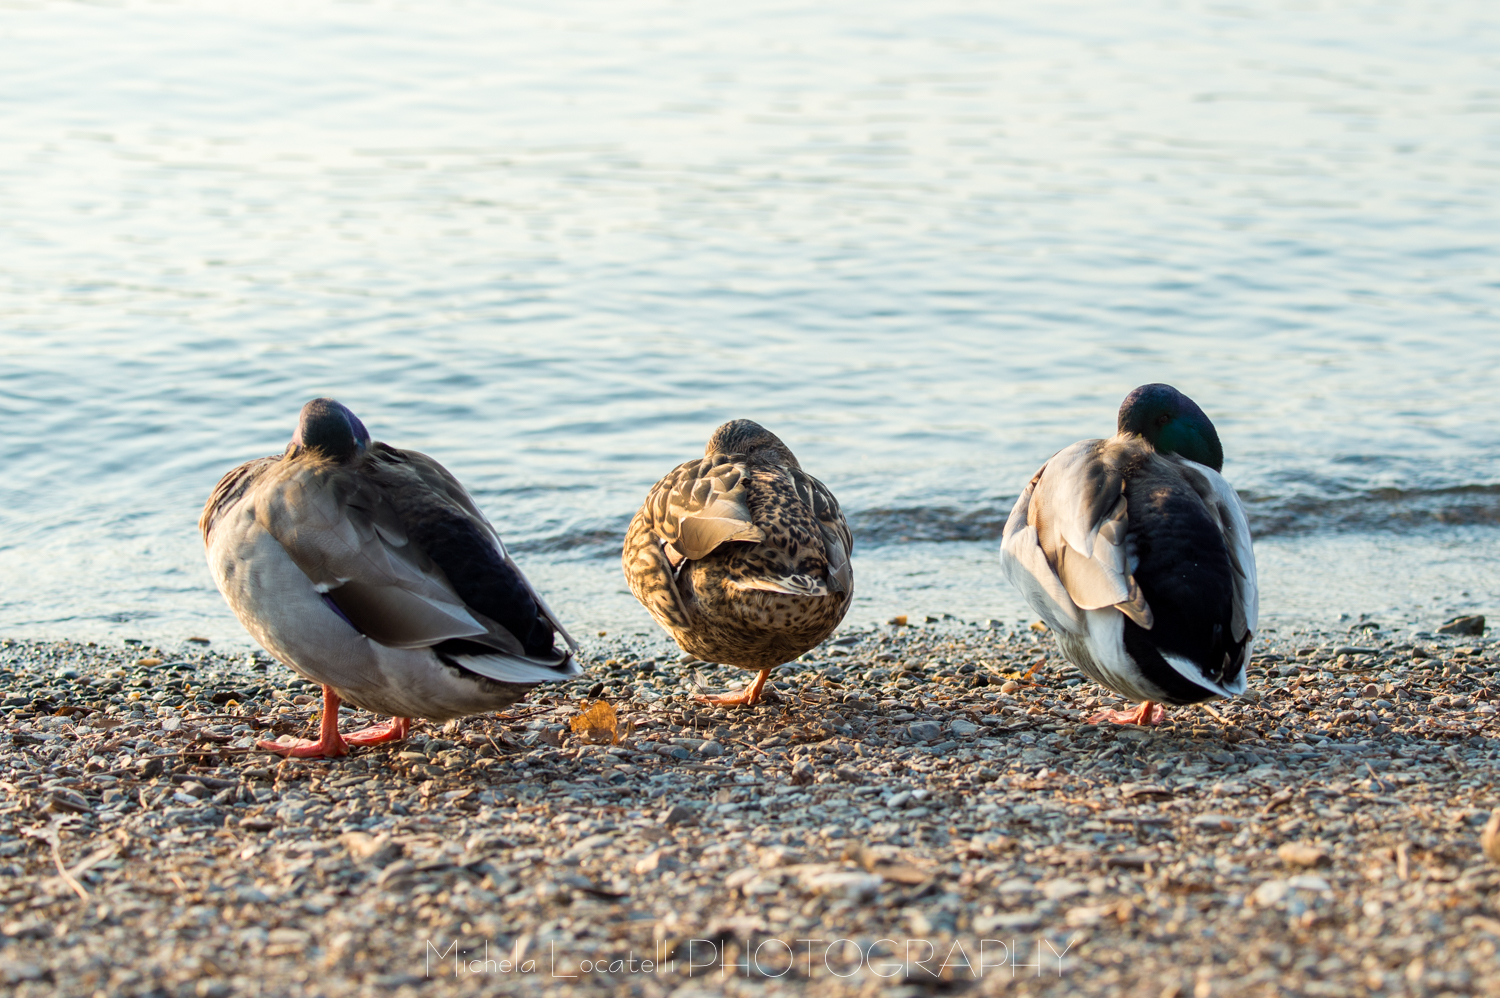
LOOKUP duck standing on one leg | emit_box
[201,398,580,758]
[622,420,853,706]
[1000,384,1257,726]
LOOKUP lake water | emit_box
[2,1,1498,646]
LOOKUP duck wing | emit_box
[625,455,852,601]
[232,445,577,682]
[791,467,854,596]
[1000,438,1153,634]
[1120,453,1254,697]
[644,457,766,561]
[1172,459,1259,644]
[622,455,764,630]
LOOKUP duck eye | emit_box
[1156,414,1171,428]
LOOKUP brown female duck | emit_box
[623,420,853,705]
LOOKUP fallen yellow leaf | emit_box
[569,700,620,745]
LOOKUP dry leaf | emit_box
[570,700,620,745]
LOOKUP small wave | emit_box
[507,484,1500,556]
[1243,484,1500,538]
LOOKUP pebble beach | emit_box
[2,619,1497,996]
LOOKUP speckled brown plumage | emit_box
[622,420,853,701]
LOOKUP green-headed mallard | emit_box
[623,420,853,705]
[201,398,579,758]
[1000,384,1257,725]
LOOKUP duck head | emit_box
[292,398,370,462]
[706,419,800,469]
[1117,383,1224,472]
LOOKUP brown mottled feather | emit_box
[622,421,853,671]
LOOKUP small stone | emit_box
[1437,615,1485,636]
[791,760,815,786]
[949,719,980,737]
[908,721,942,742]
[801,870,882,900]
[696,740,725,758]
[976,910,1041,932]
[1066,904,1113,927]
[0,960,45,984]
[1001,681,1020,694]
[1277,842,1328,868]
[887,616,908,627]
[724,866,759,890]
[634,849,680,876]
[1040,878,1088,901]
[267,927,309,947]
[662,804,697,826]
[340,832,400,864]
[1251,880,1290,907]
[758,846,804,868]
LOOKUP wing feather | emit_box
[244,446,575,670]
[1000,438,1155,632]
[1176,461,1259,643]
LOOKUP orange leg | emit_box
[1085,700,1167,726]
[256,686,415,758]
[695,668,772,707]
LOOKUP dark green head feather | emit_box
[1117,384,1224,471]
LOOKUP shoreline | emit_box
[1,622,1497,995]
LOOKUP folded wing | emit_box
[250,445,577,678]
[1000,438,1153,634]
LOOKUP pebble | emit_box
[0,624,1495,995]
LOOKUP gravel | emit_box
[1,621,1499,996]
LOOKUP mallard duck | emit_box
[201,398,579,758]
[1000,384,1257,725]
[622,420,853,705]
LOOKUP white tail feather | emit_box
[449,653,582,685]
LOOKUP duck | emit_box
[999,384,1257,725]
[622,419,853,706]
[201,398,580,758]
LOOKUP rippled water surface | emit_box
[2,1,1499,643]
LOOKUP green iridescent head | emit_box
[1117,384,1224,471]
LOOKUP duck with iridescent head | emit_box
[201,398,580,758]
[1000,384,1257,725]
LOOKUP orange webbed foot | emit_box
[693,668,772,707]
[256,684,354,758]
[1085,701,1167,726]
[343,716,412,746]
